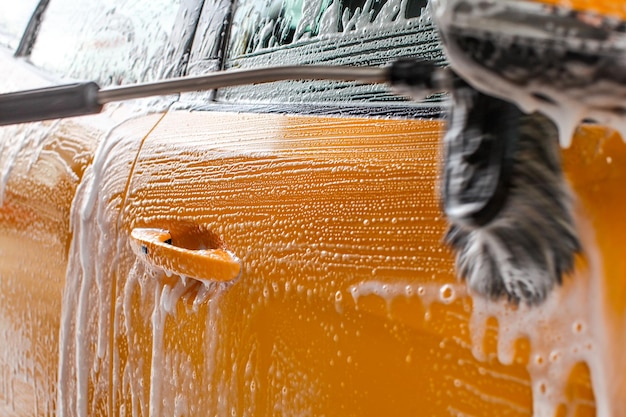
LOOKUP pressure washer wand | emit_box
[0,60,446,126]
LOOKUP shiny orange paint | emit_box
[0,111,164,415]
[0,118,95,416]
[1,105,625,415]
[530,0,626,20]
[91,111,621,416]
[562,126,626,413]
[118,113,478,416]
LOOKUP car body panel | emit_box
[66,109,626,416]
[0,125,86,416]
[4,100,623,416]
[0,108,167,416]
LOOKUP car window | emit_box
[0,0,40,50]
[188,0,442,105]
[228,0,427,57]
[28,0,203,86]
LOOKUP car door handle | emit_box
[130,228,241,283]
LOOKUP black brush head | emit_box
[443,89,581,305]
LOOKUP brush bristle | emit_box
[445,112,581,305]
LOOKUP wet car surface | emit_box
[1,0,626,416]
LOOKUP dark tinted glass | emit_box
[228,0,429,57]
[213,0,440,105]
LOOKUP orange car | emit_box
[0,0,624,416]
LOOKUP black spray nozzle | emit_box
[387,58,454,101]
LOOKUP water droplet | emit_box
[573,321,584,334]
[439,284,455,303]
[538,382,547,395]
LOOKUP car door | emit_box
[0,0,202,415]
[92,0,614,415]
